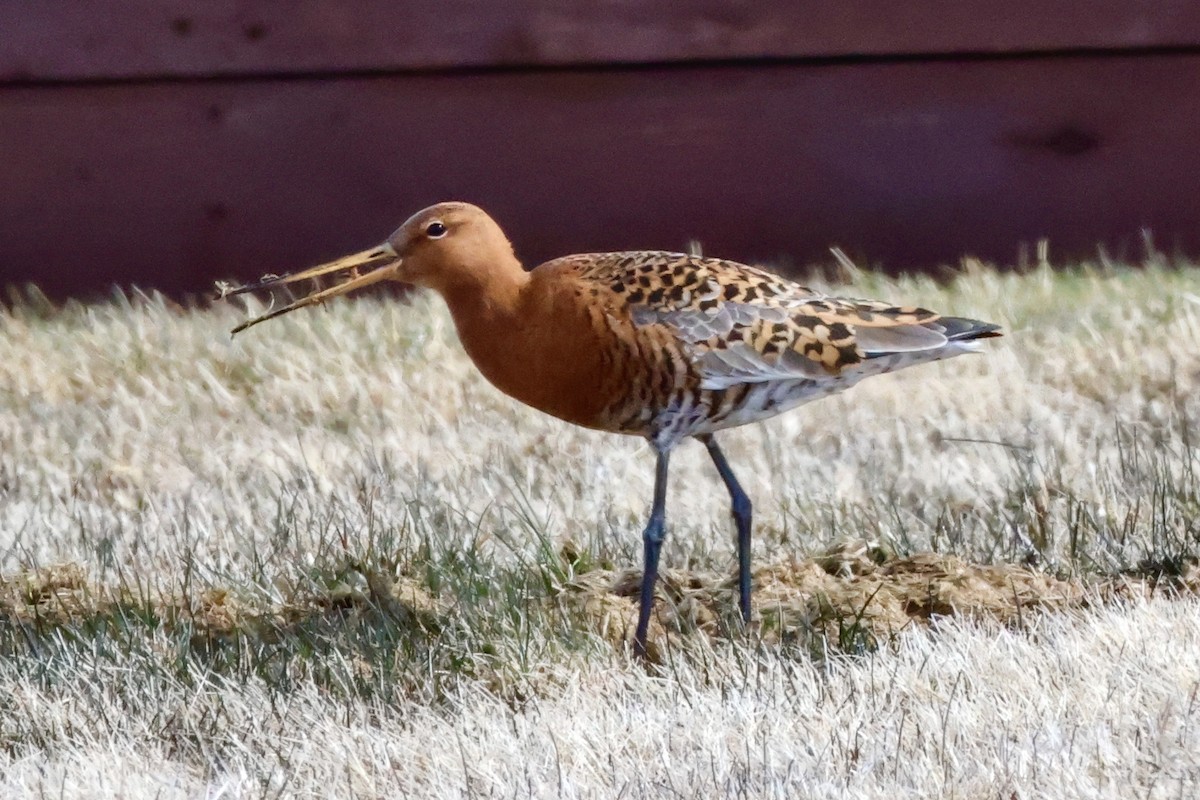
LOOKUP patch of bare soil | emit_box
[562,540,1200,662]
[0,562,443,643]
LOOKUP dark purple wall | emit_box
[3,3,1200,298]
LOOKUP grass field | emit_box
[2,255,1199,797]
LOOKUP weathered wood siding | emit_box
[2,3,1199,298]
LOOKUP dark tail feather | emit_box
[938,316,1003,341]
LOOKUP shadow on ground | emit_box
[4,541,1196,671]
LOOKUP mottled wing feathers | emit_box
[549,251,974,390]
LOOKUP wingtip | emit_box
[942,318,1004,342]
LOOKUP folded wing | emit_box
[560,251,997,391]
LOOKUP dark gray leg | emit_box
[634,449,671,659]
[699,434,753,623]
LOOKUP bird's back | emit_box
[525,251,999,448]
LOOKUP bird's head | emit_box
[222,202,517,334]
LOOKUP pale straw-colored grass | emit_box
[1,260,1198,797]
[2,599,1198,798]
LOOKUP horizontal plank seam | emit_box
[4,42,1200,89]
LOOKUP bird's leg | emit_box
[634,449,671,659]
[698,434,753,623]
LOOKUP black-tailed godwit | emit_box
[223,202,1001,658]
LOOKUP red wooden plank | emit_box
[2,55,1199,299]
[3,1,1200,81]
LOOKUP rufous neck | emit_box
[437,254,529,323]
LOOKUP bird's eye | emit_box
[425,221,448,239]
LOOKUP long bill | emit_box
[221,243,399,335]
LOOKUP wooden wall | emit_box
[3,2,1200,298]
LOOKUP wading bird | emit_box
[224,202,1000,658]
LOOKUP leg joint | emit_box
[643,513,667,544]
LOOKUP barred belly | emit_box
[646,374,849,448]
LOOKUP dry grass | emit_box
[2,257,1199,797]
